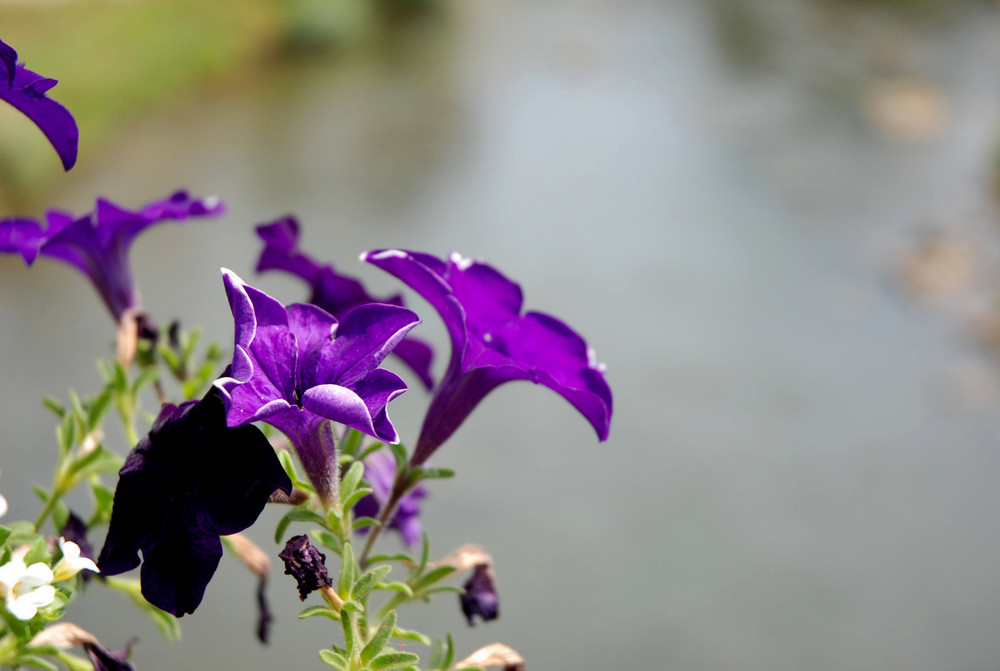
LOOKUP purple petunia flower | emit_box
[83,640,135,671]
[361,250,613,465]
[352,450,426,547]
[97,387,291,617]
[256,217,435,389]
[215,270,419,506]
[0,37,78,170]
[0,190,224,323]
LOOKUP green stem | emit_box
[33,486,64,531]
[358,473,410,568]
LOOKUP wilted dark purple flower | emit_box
[0,191,224,322]
[352,450,426,547]
[215,270,419,506]
[0,37,77,170]
[256,217,435,389]
[278,535,332,601]
[97,387,291,617]
[83,640,135,671]
[460,563,499,626]
[362,250,613,464]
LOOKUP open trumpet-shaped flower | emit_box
[256,217,435,389]
[0,37,78,170]
[362,250,613,464]
[97,387,291,617]
[0,191,224,323]
[215,270,419,505]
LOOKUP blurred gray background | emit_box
[5,0,1000,669]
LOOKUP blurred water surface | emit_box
[4,1,1000,669]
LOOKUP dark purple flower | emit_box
[215,270,419,506]
[256,217,435,389]
[278,534,332,601]
[83,640,135,671]
[0,191,224,322]
[361,250,613,465]
[0,37,77,170]
[97,387,291,617]
[460,563,499,626]
[352,450,426,547]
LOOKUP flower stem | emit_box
[33,486,64,531]
[358,474,409,568]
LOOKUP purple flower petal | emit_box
[255,217,436,389]
[216,270,419,504]
[0,37,77,170]
[362,250,613,464]
[0,191,224,321]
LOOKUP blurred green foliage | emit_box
[0,0,442,207]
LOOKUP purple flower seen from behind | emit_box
[460,563,499,626]
[0,37,78,170]
[215,270,419,505]
[83,641,135,671]
[256,217,435,389]
[361,250,613,464]
[352,450,426,547]
[0,191,224,322]
[97,387,291,617]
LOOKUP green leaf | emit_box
[340,610,355,656]
[352,516,381,531]
[340,600,362,614]
[298,605,341,621]
[415,467,455,481]
[411,566,456,593]
[365,553,413,564]
[418,533,430,573]
[41,397,65,418]
[89,482,115,526]
[13,654,58,670]
[342,488,375,513]
[376,582,413,597]
[340,461,365,502]
[360,611,396,664]
[420,585,464,597]
[340,428,363,457]
[353,566,392,601]
[338,544,357,597]
[443,633,456,670]
[131,366,160,396]
[319,649,349,671]
[57,413,76,457]
[286,508,327,526]
[24,536,51,565]
[0,525,12,546]
[391,626,431,647]
[358,441,386,461]
[112,361,129,394]
[274,513,293,545]
[388,443,408,472]
[370,651,420,671]
[310,529,342,554]
[86,388,113,430]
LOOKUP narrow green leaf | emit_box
[388,443,408,472]
[391,627,431,647]
[352,565,392,602]
[319,650,349,671]
[365,553,413,564]
[286,508,327,525]
[360,611,396,665]
[87,388,113,430]
[112,361,129,394]
[340,428,363,457]
[443,633,456,670]
[428,639,444,670]
[340,610,355,656]
[358,441,386,461]
[352,516,381,531]
[298,605,341,621]
[310,529,342,554]
[41,397,65,418]
[420,585,464,597]
[13,654,58,670]
[342,488,375,513]
[131,366,159,396]
[416,468,455,480]
[411,566,456,593]
[0,526,12,546]
[340,461,365,504]
[418,533,430,573]
[370,651,420,671]
[338,544,357,597]
[274,513,293,545]
[376,582,413,597]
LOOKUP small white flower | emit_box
[52,538,99,582]
[0,558,56,621]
